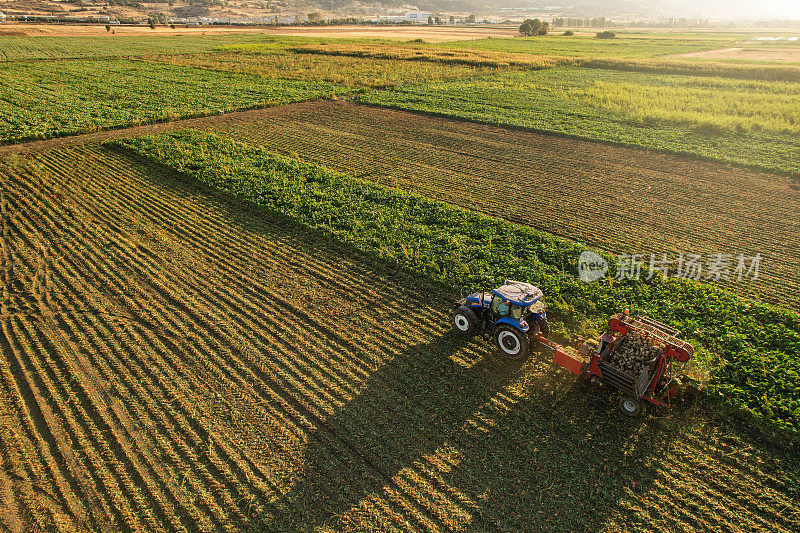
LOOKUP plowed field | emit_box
[206,100,800,310]
[0,145,797,531]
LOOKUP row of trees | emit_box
[553,17,610,27]
[427,14,476,24]
[519,18,549,36]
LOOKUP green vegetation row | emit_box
[581,58,800,83]
[108,130,800,444]
[436,34,737,59]
[356,67,800,177]
[0,33,269,61]
[290,43,568,69]
[143,50,496,88]
[0,58,348,144]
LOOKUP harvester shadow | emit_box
[266,331,689,531]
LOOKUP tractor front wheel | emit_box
[494,325,529,361]
[453,306,478,336]
[619,396,643,417]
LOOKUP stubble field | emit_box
[0,144,797,532]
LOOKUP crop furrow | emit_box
[5,315,130,530]
[9,153,444,524]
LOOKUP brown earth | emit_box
[0,21,517,40]
[0,141,797,531]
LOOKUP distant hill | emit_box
[0,0,796,21]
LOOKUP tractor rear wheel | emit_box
[453,306,478,336]
[494,325,529,361]
[619,396,643,417]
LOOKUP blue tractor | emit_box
[452,280,549,361]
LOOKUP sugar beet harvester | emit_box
[452,280,695,416]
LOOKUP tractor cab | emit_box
[489,282,545,331]
[453,280,549,360]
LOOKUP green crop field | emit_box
[436,33,736,58]
[202,100,800,311]
[0,33,268,61]
[0,58,346,143]
[145,50,496,88]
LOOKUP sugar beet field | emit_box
[206,100,800,310]
[0,136,798,531]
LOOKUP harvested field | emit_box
[0,23,518,40]
[0,144,797,531]
[205,100,800,310]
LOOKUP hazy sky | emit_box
[668,0,800,17]
[759,0,800,17]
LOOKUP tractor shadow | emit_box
[266,329,690,531]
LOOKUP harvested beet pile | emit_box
[611,331,665,377]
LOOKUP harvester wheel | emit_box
[619,396,642,417]
[494,325,529,361]
[453,306,478,336]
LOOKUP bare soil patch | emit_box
[0,22,517,40]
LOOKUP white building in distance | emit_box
[405,11,431,22]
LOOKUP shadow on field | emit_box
[104,148,688,531]
[268,329,690,532]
